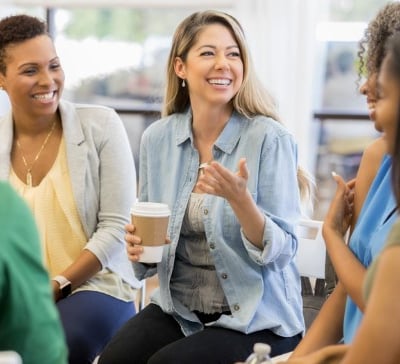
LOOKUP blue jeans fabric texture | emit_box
[57,291,135,364]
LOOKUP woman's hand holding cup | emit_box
[125,223,144,262]
[128,202,171,263]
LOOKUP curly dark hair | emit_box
[385,33,400,207]
[0,14,48,74]
[358,2,400,79]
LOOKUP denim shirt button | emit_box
[233,304,240,311]
[210,243,215,249]
[221,273,228,279]
[203,209,209,215]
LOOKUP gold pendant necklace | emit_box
[15,120,57,187]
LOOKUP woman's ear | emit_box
[174,56,185,79]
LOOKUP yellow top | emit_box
[10,137,135,302]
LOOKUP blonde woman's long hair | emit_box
[162,10,313,203]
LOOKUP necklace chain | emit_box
[15,120,57,187]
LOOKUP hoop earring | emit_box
[181,79,186,88]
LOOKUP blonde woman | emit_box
[99,10,311,364]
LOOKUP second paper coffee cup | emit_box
[130,202,170,263]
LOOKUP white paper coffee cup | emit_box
[130,202,170,263]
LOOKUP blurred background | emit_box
[0,0,392,219]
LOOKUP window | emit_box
[313,0,392,219]
[49,5,232,172]
[51,6,231,109]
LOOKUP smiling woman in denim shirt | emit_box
[99,10,312,364]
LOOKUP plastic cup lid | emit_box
[131,202,170,217]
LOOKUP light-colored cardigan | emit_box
[0,100,141,289]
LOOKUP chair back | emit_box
[295,219,326,279]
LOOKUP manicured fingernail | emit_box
[331,171,337,177]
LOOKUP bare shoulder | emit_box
[356,137,386,185]
[359,137,387,165]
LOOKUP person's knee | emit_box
[65,326,100,363]
[147,351,172,364]
[147,346,196,364]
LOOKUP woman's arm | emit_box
[52,250,102,301]
[351,137,386,232]
[323,138,386,311]
[197,158,265,248]
[290,282,346,357]
[341,246,400,364]
[83,108,137,264]
[197,132,301,267]
[323,174,368,310]
[54,107,137,298]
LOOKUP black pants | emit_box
[99,303,301,364]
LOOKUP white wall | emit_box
[234,0,329,173]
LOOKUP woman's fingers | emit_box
[125,223,135,233]
[126,241,144,262]
[346,177,356,189]
[331,171,347,190]
[237,158,248,179]
[125,223,144,261]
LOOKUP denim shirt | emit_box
[133,109,304,337]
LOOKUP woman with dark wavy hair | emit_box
[291,1,400,358]
[277,30,400,364]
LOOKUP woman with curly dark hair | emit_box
[353,2,400,225]
[276,30,400,364]
[290,1,400,358]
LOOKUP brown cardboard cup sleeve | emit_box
[131,202,170,263]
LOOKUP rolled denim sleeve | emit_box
[242,132,300,270]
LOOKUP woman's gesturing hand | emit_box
[196,158,249,204]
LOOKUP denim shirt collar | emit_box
[175,108,245,155]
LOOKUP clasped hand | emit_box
[323,172,355,238]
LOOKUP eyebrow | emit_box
[17,57,60,70]
[195,44,239,51]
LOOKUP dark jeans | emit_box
[99,303,301,364]
[57,291,136,364]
